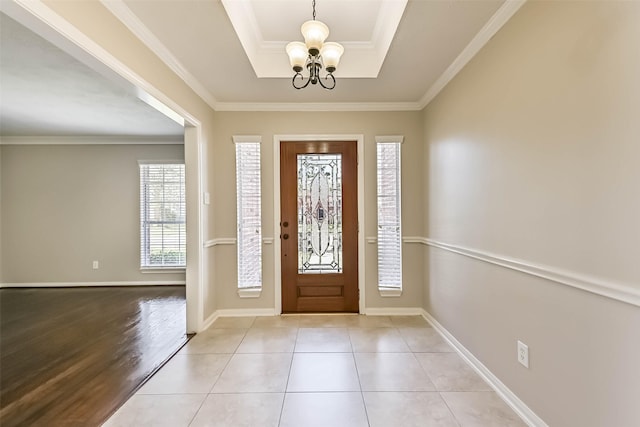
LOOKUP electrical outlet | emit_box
[517,340,529,368]
[92,261,99,270]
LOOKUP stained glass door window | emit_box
[297,154,342,274]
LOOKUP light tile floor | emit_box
[104,315,526,427]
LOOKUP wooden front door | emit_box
[280,140,358,313]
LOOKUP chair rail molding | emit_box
[204,238,237,248]
[425,238,640,308]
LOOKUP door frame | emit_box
[8,0,206,333]
[273,134,365,314]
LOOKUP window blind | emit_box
[139,162,186,268]
[377,142,402,289]
[236,142,262,289]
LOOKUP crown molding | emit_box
[214,101,422,112]
[94,0,524,113]
[418,0,527,109]
[100,0,219,111]
[8,0,202,127]
[0,135,183,145]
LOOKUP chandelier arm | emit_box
[317,73,336,90]
[292,72,312,90]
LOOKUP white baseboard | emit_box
[365,307,424,316]
[0,281,186,288]
[215,308,276,317]
[200,308,277,331]
[200,311,219,331]
[421,309,548,427]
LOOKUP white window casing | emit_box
[139,161,186,269]
[376,136,403,296]
[234,136,263,297]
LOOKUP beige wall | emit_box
[209,111,425,311]
[38,0,217,327]
[423,1,640,426]
[1,144,185,283]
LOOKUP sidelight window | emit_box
[235,137,262,294]
[376,136,403,295]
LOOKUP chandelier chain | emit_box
[312,0,316,20]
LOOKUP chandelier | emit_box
[285,0,344,90]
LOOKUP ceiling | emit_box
[0,0,515,137]
[0,12,184,137]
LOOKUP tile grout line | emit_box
[408,337,463,427]
[186,393,208,427]
[186,323,250,426]
[349,328,372,427]
[277,326,300,427]
[205,326,248,395]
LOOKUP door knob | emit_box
[282,234,289,240]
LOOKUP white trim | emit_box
[267,132,295,316]
[215,308,277,317]
[201,311,219,331]
[418,0,527,108]
[215,102,422,112]
[196,309,295,328]
[232,135,262,144]
[375,135,405,144]
[375,138,403,297]
[366,236,427,244]
[204,238,237,248]
[357,136,366,314]
[8,0,206,334]
[379,288,402,297]
[403,236,428,244]
[421,309,548,427]
[184,126,205,334]
[262,238,274,245]
[200,308,279,332]
[78,0,520,115]
[137,159,184,165]
[140,268,186,274]
[97,0,520,114]
[273,134,366,314]
[100,0,218,110]
[426,238,640,308]
[134,88,184,127]
[238,288,262,298]
[0,135,183,145]
[0,281,186,288]
[364,307,424,316]
[11,0,201,127]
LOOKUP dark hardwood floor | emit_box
[0,286,188,427]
